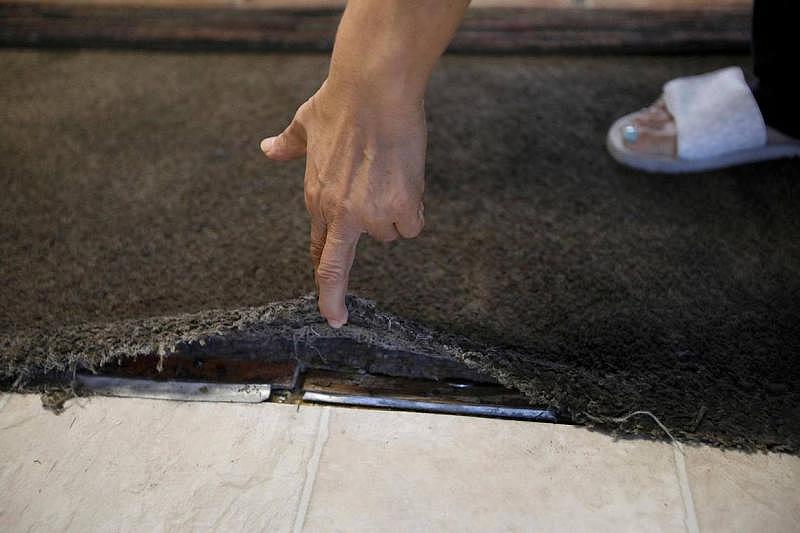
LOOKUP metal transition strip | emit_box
[77,375,271,403]
[302,391,557,422]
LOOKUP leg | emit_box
[751,0,800,138]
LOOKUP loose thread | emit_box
[583,410,699,533]
[583,409,684,453]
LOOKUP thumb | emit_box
[261,118,306,161]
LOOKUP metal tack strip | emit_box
[77,375,271,403]
[302,391,556,422]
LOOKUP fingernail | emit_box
[327,317,345,329]
[260,137,274,154]
[325,309,348,329]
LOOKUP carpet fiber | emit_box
[1,50,798,452]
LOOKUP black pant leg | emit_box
[751,0,800,138]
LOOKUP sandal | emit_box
[607,67,800,173]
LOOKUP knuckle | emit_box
[292,111,308,131]
[323,198,349,222]
[296,99,313,120]
[389,190,410,209]
[274,134,289,151]
[324,231,351,248]
[304,188,317,210]
[393,191,422,214]
[316,262,345,285]
[365,220,398,243]
[309,240,324,258]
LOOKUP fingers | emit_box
[365,221,400,242]
[261,118,307,161]
[394,202,425,238]
[316,221,360,329]
[310,202,422,329]
[309,216,326,273]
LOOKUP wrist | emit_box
[326,54,427,112]
[326,0,437,110]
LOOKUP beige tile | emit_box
[301,407,686,532]
[5,392,795,533]
[0,394,324,532]
[686,446,800,533]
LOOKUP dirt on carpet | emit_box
[1,49,798,452]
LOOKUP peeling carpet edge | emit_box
[0,294,790,453]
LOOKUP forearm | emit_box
[327,0,470,105]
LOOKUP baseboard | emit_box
[0,3,751,54]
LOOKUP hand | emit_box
[261,80,426,328]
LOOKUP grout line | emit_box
[673,444,701,533]
[594,411,700,533]
[0,393,10,413]
[293,406,331,533]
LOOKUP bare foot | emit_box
[622,97,795,157]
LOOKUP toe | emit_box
[633,105,672,128]
[623,123,677,157]
[629,96,673,129]
[621,96,677,156]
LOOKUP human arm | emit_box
[261,0,470,327]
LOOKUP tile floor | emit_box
[0,393,797,532]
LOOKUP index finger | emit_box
[315,220,361,328]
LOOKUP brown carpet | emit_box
[1,49,798,452]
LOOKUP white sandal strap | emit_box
[663,66,767,160]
